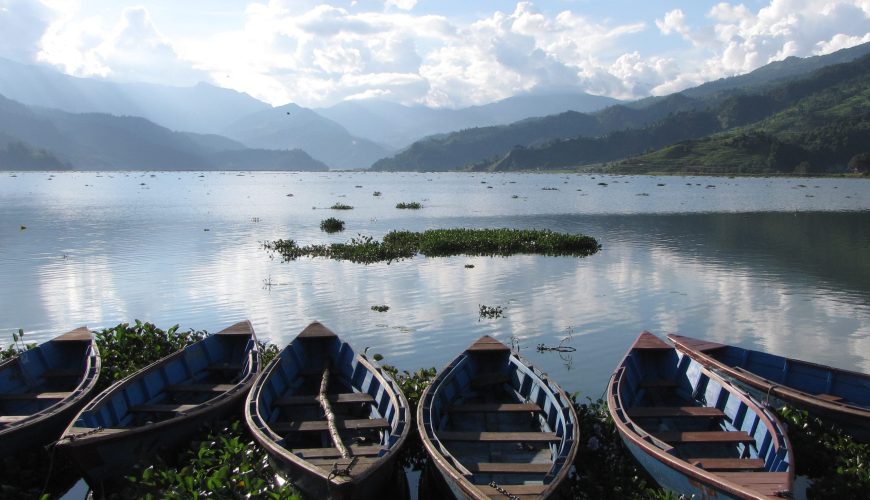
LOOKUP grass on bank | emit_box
[265,228,601,264]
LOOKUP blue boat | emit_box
[670,334,870,442]
[57,321,259,485]
[1,327,100,457]
[417,335,578,499]
[608,332,793,499]
[245,322,411,500]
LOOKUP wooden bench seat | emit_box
[470,373,510,388]
[437,431,560,443]
[477,483,548,498]
[656,431,755,444]
[165,383,236,393]
[467,462,552,474]
[717,472,791,497]
[0,415,28,425]
[627,406,725,418]
[270,418,389,433]
[129,403,199,413]
[815,393,844,402]
[689,458,766,471]
[0,391,71,400]
[450,403,542,413]
[293,445,384,459]
[276,392,374,406]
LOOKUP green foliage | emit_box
[265,228,600,264]
[94,320,207,391]
[319,217,345,233]
[370,305,390,312]
[329,203,353,210]
[566,396,666,499]
[0,329,36,362]
[776,405,869,499]
[395,202,422,209]
[118,421,300,499]
[478,304,504,319]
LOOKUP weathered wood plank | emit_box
[437,431,559,442]
[815,393,844,402]
[656,431,754,444]
[689,458,765,470]
[467,462,552,474]
[292,445,384,459]
[627,406,724,418]
[271,418,389,433]
[277,392,374,406]
[0,415,28,424]
[129,403,199,413]
[470,373,509,388]
[0,391,71,400]
[449,403,542,413]
[165,383,236,393]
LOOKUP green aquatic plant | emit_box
[371,305,390,312]
[265,228,600,264]
[0,329,35,361]
[478,304,504,319]
[120,421,300,499]
[330,203,353,210]
[319,217,345,233]
[94,321,207,391]
[396,202,422,209]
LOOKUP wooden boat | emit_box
[670,334,870,442]
[607,332,793,499]
[245,322,411,499]
[57,320,259,485]
[417,335,579,499]
[0,327,100,457]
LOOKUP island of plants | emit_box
[265,228,601,264]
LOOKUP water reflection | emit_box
[0,173,867,400]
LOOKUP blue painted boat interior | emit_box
[73,333,254,429]
[706,345,870,407]
[618,345,790,474]
[1,338,92,420]
[426,349,576,488]
[254,335,407,458]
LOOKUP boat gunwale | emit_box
[0,327,101,437]
[669,334,870,420]
[243,329,412,490]
[58,321,259,447]
[607,332,794,499]
[417,337,579,500]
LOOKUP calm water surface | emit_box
[1,171,869,401]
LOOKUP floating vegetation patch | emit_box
[319,217,345,233]
[330,203,353,210]
[464,264,475,268]
[478,304,504,320]
[373,191,382,196]
[265,228,600,264]
[371,304,390,312]
[396,202,422,209]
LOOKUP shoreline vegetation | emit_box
[264,228,602,264]
[2,323,866,498]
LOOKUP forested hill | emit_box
[370,42,870,174]
[491,53,869,175]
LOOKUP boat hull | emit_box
[0,327,100,457]
[670,334,870,442]
[418,335,579,500]
[607,332,793,499]
[245,322,411,500]
[58,321,259,485]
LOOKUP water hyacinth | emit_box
[265,228,600,264]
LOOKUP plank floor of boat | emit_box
[717,472,790,497]
[656,431,755,444]
[165,383,236,393]
[449,403,542,413]
[438,431,559,442]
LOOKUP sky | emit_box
[1,0,868,108]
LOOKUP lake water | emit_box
[1,171,869,402]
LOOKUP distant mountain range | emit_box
[372,42,870,174]
[0,41,868,173]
